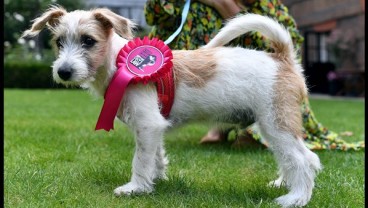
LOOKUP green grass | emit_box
[4,89,365,207]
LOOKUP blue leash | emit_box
[164,0,191,45]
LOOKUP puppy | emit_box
[23,6,321,207]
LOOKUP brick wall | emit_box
[284,0,363,26]
[284,0,365,72]
[283,0,364,96]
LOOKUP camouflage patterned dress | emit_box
[144,0,364,151]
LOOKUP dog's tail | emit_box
[204,14,296,63]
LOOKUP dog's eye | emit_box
[56,38,63,49]
[81,35,96,48]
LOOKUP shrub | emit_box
[4,47,67,89]
[4,60,66,89]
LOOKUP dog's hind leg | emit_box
[257,118,321,207]
[114,85,170,196]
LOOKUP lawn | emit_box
[4,89,365,207]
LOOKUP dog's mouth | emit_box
[55,79,87,87]
[53,67,97,87]
[55,74,96,87]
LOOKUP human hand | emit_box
[195,0,242,19]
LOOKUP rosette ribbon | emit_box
[95,37,173,131]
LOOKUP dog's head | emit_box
[22,5,135,86]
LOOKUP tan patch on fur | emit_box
[92,8,135,39]
[271,41,291,61]
[172,48,218,88]
[92,12,114,36]
[272,58,308,138]
[77,19,111,42]
[22,6,67,38]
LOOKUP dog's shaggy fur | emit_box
[23,6,322,207]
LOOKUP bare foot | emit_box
[200,127,229,144]
[231,131,265,149]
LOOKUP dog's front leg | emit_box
[114,85,170,196]
[114,125,164,196]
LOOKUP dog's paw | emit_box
[114,182,153,196]
[268,178,285,188]
[153,172,168,181]
[275,193,310,207]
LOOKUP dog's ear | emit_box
[22,5,66,38]
[92,8,136,40]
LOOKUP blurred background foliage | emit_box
[4,0,86,88]
[4,0,85,51]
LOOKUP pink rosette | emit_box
[116,36,173,85]
[95,37,173,131]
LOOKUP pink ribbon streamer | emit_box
[95,67,135,131]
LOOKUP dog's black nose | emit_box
[57,66,73,81]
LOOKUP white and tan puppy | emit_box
[23,6,321,207]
